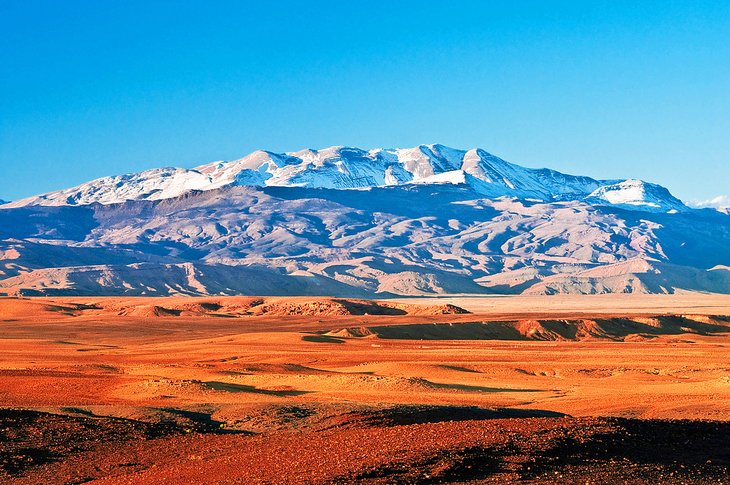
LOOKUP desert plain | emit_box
[2,293,730,483]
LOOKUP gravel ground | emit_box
[2,406,729,484]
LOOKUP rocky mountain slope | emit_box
[1,145,728,296]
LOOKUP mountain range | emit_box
[1,144,729,296]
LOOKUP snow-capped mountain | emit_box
[1,144,727,297]
[3,144,687,212]
[586,179,686,212]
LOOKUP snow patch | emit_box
[6,144,691,213]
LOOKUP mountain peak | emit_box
[4,144,689,212]
[587,179,686,211]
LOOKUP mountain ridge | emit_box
[2,144,687,212]
[1,182,729,297]
[1,144,728,297]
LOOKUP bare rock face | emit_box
[1,145,729,296]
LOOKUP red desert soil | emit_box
[1,293,730,483]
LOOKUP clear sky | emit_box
[1,0,729,204]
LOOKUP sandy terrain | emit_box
[2,294,730,483]
[389,291,730,316]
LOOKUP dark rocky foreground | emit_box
[1,406,729,484]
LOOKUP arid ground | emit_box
[2,294,730,483]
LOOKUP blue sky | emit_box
[1,0,729,204]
